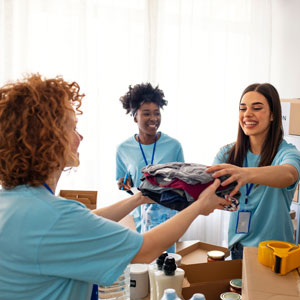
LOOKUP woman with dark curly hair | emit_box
[0,74,231,300]
[116,83,184,252]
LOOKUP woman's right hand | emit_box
[195,179,235,215]
[117,176,132,191]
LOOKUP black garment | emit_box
[139,162,241,211]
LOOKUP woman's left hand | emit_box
[206,163,249,197]
[134,191,155,205]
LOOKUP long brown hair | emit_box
[226,83,283,167]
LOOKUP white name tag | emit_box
[236,210,251,234]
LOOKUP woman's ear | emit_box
[270,113,274,121]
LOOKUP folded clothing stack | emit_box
[138,162,240,211]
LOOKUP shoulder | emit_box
[213,143,234,164]
[276,139,300,157]
[273,140,300,170]
[159,132,182,147]
[218,142,234,156]
[117,135,137,151]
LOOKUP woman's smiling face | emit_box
[135,102,161,137]
[239,91,273,141]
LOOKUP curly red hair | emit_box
[0,74,84,189]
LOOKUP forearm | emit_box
[131,180,227,263]
[92,193,143,222]
[247,164,298,187]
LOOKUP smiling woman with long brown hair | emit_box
[206,83,300,259]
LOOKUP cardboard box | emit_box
[176,241,229,265]
[181,259,242,300]
[242,247,300,300]
[59,190,97,210]
[281,99,300,136]
[293,184,299,203]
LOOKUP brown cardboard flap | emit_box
[281,99,300,103]
[177,241,229,265]
[59,190,97,210]
[290,103,300,135]
[182,280,234,300]
[242,247,300,300]
[181,259,242,300]
[182,259,242,284]
[64,197,91,206]
[281,99,300,136]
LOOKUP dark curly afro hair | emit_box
[120,83,168,116]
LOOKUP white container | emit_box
[166,253,182,266]
[98,265,130,300]
[130,264,149,299]
[160,288,181,300]
[155,257,185,300]
[149,253,168,300]
[189,293,206,300]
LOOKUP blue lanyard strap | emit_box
[43,183,54,195]
[137,134,157,166]
[244,156,253,205]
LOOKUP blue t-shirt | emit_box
[213,139,300,248]
[116,132,184,234]
[0,185,143,300]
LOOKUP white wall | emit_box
[271,0,300,241]
[271,0,300,98]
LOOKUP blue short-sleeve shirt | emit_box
[0,185,143,300]
[116,132,184,234]
[213,139,300,248]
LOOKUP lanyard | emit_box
[244,156,253,205]
[43,183,54,195]
[137,134,157,166]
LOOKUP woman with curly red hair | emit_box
[0,74,231,300]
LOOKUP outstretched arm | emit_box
[92,192,152,222]
[206,163,299,197]
[131,179,232,263]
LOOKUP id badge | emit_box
[235,210,251,234]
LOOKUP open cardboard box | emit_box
[281,99,300,136]
[242,247,300,300]
[59,190,97,210]
[176,241,230,265]
[181,259,242,300]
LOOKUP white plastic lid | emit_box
[207,250,225,258]
[229,278,242,289]
[167,253,182,266]
[130,263,148,274]
[190,293,206,300]
[161,288,179,300]
[220,292,241,300]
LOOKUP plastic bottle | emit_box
[189,293,206,300]
[98,265,130,300]
[149,252,168,300]
[155,257,185,300]
[141,205,176,253]
[160,288,181,300]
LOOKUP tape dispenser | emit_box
[258,240,300,275]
